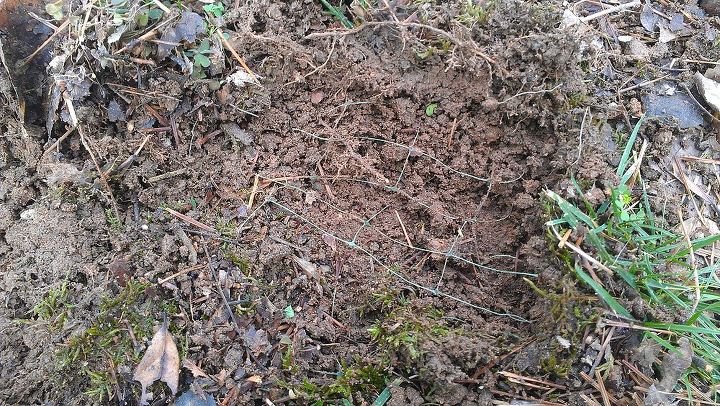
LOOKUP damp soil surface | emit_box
[1,0,718,405]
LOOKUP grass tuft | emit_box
[546,116,720,393]
[319,0,355,28]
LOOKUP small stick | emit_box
[284,38,336,87]
[111,86,181,101]
[579,371,621,404]
[395,210,413,248]
[201,239,266,372]
[498,83,563,104]
[680,83,718,124]
[324,311,348,330]
[596,369,613,406]
[109,133,153,175]
[41,127,75,159]
[123,319,139,349]
[380,0,400,22]
[77,125,122,223]
[158,264,205,285]
[619,74,671,94]
[247,174,260,210]
[144,105,169,126]
[579,0,640,22]
[681,156,720,165]
[148,39,181,46]
[631,385,718,404]
[472,339,536,378]
[557,229,572,249]
[113,14,179,55]
[170,116,180,147]
[498,371,567,390]
[27,12,59,31]
[18,19,71,68]
[621,360,654,385]
[625,140,648,188]
[589,326,615,375]
[164,207,217,234]
[151,0,171,13]
[201,240,241,334]
[447,117,458,148]
[61,87,79,127]
[216,28,256,80]
[603,319,672,334]
[127,57,156,66]
[550,226,614,275]
[316,162,336,200]
[195,129,222,147]
[139,126,171,133]
[147,168,187,183]
[579,394,602,406]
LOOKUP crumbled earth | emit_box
[0,0,719,405]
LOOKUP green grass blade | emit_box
[544,190,597,228]
[318,0,354,28]
[674,234,720,258]
[644,322,720,336]
[574,264,632,318]
[373,379,402,406]
[616,115,645,178]
[571,177,598,217]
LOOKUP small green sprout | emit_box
[425,102,438,116]
[203,2,225,18]
[45,0,64,20]
[284,305,296,319]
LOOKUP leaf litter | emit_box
[133,317,180,405]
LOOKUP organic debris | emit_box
[694,72,720,113]
[133,318,180,405]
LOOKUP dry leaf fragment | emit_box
[246,375,262,384]
[134,317,180,405]
[292,255,318,280]
[182,358,209,379]
[694,72,720,112]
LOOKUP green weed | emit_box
[546,116,720,392]
[566,92,587,109]
[202,2,225,18]
[184,39,215,79]
[457,0,494,27]
[105,208,122,231]
[215,218,238,238]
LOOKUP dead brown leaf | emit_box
[133,318,180,405]
[182,358,209,379]
[246,375,262,384]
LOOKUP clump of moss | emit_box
[33,280,73,330]
[361,285,452,364]
[57,279,181,403]
[292,362,390,405]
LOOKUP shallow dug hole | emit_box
[0,1,591,404]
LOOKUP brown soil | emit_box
[1,0,717,405]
